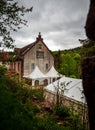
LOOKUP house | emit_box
[11,33,55,80]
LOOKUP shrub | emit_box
[0,86,34,130]
[0,65,7,77]
[55,105,70,119]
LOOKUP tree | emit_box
[60,54,76,77]
[79,39,95,57]
[74,53,81,78]
[0,0,32,48]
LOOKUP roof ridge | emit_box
[20,41,36,55]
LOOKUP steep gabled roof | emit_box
[14,33,54,57]
[20,42,36,55]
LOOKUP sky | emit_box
[12,0,90,51]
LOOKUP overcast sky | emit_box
[12,0,89,51]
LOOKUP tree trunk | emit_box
[81,56,95,130]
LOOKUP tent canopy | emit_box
[44,76,85,103]
[24,65,61,79]
[45,66,62,78]
[24,66,46,79]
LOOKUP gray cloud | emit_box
[13,0,89,50]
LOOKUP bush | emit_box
[29,89,44,101]
[0,86,34,130]
[55,105,70,119]
[25,99,40,114]
[67,115,85,130]
[0,65,7,77]
[36,118,72,130]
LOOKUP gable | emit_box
[16,33,54,59]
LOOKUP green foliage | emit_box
[3,77,43,102]
[0,81,34,130]
[54,39,95,78]
[25,99,40,114]
[54,49,82,78]
[80,39,95,57]
[36,119,71,130]
[0,65,7,77]
[24,77,32,85]
[74,53,81,62]
[0,76,87,130]
[60,53,80,78]
[67,115,87,130]
[0,0,32,48]
[55,105,70,120]
[29,89,44,101]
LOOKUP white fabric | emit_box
[24,66,46,79]
[24,66,61,79]
[45,66,62,78]
[44,76,85,103]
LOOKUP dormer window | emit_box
[36,51,44,58]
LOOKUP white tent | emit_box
[24,66,47,86]
[45,66,63,84]
[45,66,61,78]
[26,66,46,79]
[23,65,62,86]
[44,76,85,103]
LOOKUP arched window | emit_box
[53,78,56,82]
[35,80,39,86]
[44,79,48,85]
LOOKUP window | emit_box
[31,63,35,70]
[36,51,44,58]
[44,79,48,85]
[46,63,48,69]
[35,80,39,86]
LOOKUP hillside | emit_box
[0,69,87,130]
[53,39,95,78]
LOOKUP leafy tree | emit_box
[60,54,76,77]
[74,53,81,63]
[0,0,32,48]
[73,53,81,78]
[54,51,82,78]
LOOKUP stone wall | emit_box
[44,90,88,126]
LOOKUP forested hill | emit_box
[53,39,95,78]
